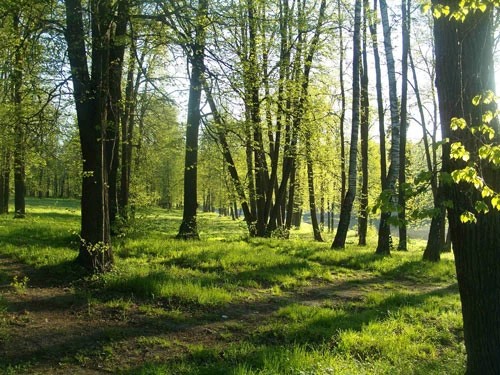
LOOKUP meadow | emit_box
[0,199,464,374]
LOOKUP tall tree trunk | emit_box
[375,0,400,255]
[397,0,410,250]
[358,0,370,246]
[369,0,387,197]
[409,45,444,261]
[433,3,500,372]
[337,0,347,204]
[65,0,114,272]
[13,13,25,219]
[177,0,208,240]
[332,0,362,249]
[107,0,128,228]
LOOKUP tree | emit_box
[433,2,500,372]
[375,0,400,255]
[332,0,362,249]
[175,0,208,240]
[397,0,410,250]
[358,0,370,246]
[64,0,129,271]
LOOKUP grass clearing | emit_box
[0,198,464,374]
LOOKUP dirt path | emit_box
[0,256,452,374]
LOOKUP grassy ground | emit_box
[0,198,464,374]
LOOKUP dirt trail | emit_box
[0,256,451,374]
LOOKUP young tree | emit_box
[397,0,410,250]
[433,2,500,371]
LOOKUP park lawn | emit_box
[0,198,464,374]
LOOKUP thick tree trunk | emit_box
[433,3,500,372]
[65,0,114,272]
[332,0,362,249]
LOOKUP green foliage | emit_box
[10,275,29,293]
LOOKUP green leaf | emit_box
[482,185,495,198]
[421,2,431,13]
[450,117,467,130]
[460,211,477,224]
[472,95,482,106]
[450,142,470,161]
[492,195,500,210]
[474,200,489,214]
[479,145,491,160]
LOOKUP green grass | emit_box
[0,198,465,374]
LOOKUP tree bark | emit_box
[176,0,208,240]
[337,0,347,204]
[397,0,410,250]
[358,0,370,246]
[306,132,323,242]
[433,3,500,372]
[376,0,400,255]
[13,13,25,219]
[0,150,10,214]
[107,0,128,228]
[332,0,362,249]
[65,0,114,272]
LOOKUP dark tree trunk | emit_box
[306,133,323,242]
[65,0,114,272]
[106,0,128,228]
[332,0,362,249]
[119,40,143,220]
[423,205,445,262]
[369,0,387,191]
[177,0,208,240]
[13,13,25,219]
[433,3,500,372]
[358,0,370,246]
[397,0,410,251]
[409,42,445,261]
[0,151,10,214]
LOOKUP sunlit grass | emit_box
[0,198,463,374]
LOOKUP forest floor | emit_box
[0,199,465,374]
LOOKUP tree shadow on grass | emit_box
[0,225,78,250]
